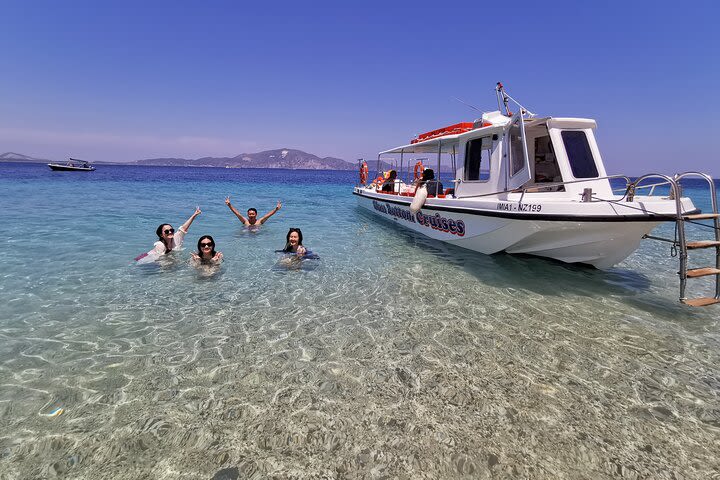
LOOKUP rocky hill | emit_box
[0,152,50,163]
[0,148,357,170]
[135,149,356,170]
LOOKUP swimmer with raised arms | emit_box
[136,207,201,263]
[225,196,281,227]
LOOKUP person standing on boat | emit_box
[418,169,444,196]
[225,196,281,226]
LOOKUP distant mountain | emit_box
[1,149,458,175]
[0,148,358,170]
[135,148,356,170]
[0,152,50,163]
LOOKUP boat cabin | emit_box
[376,110,614,199]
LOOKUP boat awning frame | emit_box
[378,124,509,155]
[379,134,464,155]
[378,116,555,155]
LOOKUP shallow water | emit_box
[0,163,719,479]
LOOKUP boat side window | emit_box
[509,123,525,176]
[464,137,492,182]
[561,131,598,178]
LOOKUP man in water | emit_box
[225,196,282,226]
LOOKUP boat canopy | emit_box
[379,116,557,156]
[379,133,466,155]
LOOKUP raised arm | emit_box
[258,200,282,225]
[225,196,249,225]
[180,207,202,233]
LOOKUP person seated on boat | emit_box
[146,207,202,258]
[418,169,444,197]
[191,235,223,264]
[225,196,281,226]
[381,170,398,192]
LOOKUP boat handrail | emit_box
[613,180,671,196]
[673,172,719,215]
[630,172,720,301]
[454,174,633,199]
[626,173,681,203]
[673,171,720,300]
[609,173,716,197]
[458,172,714,202]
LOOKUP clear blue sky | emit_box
[1,0,718,176]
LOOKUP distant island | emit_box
[0,152,52,163]
[0,149,358,171]
[0,150,449,174]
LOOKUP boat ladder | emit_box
[642,173,720,306]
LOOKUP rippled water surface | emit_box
[1,163,719,479]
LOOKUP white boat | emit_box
[354,84,720,306]
[48,158,95,171]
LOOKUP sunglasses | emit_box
[200,242,213,248]
[163,228,175,235]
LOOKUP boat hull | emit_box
[355,190,681,269]
[48,164,95,171]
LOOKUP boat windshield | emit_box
[561,131,598,178]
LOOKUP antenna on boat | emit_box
[496,82,512,116]
[452,97,486,115]
[496,82,536,117]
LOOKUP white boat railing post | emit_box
[451,145,456,174]
[407,157,412,187]
[451,145,458,198]
[437,140,442,194]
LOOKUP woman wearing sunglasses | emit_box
[135,207,201,263]
[191,235,223,264]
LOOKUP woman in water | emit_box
[283,228,307,256]
[136,207,201,262]
[191,235,223,264]
[276,228,319,269]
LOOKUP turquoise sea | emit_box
[1,163,719,479]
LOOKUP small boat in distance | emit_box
[48,158,96,171]
[354,83,720,306]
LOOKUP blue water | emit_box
[1,163,719,479]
